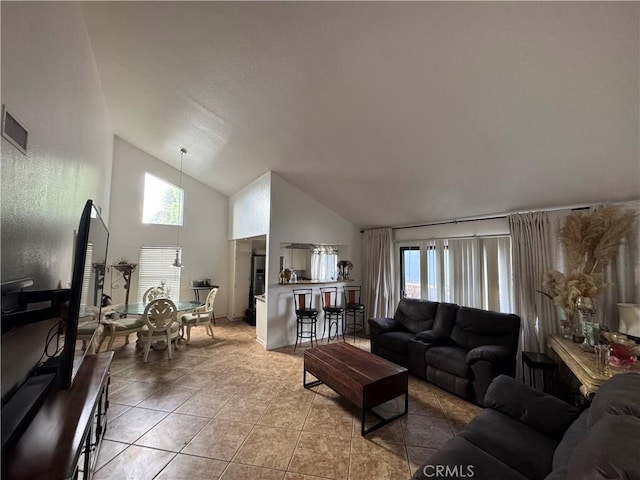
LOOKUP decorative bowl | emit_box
[609,355,637,369]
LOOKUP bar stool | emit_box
[343,285,365,341]
[293,288,318,352]
[522,351,558,395]
[320,287,344,343]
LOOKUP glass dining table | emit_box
[114,299,203,316]
[114,299,204,350]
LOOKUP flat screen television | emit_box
[58,199,109,389]
[0,199,108,452]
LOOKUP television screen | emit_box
[58,200,109,390]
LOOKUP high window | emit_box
[398,237,513,313]
[137,246,182,302]
[142,173,184,226]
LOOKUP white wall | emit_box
[265,173,362,349]
[1,2,113,288]
[228,172,271,240]
[107,138,229,317]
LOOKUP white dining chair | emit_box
[97,304,145,352]
[180,287,217,344]
[136,298,181,362]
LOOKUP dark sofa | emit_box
[412,373,640,480]
[369,298,520,405]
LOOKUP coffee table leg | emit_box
[361,392,409,436]
[303,368,323,389]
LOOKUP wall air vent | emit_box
[2,105,28,155]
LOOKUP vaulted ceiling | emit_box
[80,2,639,229]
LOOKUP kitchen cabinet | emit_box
[291,249,308,271]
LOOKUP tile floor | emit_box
[95,318,482,480]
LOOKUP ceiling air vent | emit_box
[2,105,28,155]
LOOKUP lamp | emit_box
[617,303,640,338]
[172,147,186,268]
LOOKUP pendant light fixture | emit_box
[172,147,187,268]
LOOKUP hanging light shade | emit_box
[173,147,186,268]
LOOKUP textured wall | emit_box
[228,172,271,240]
[1,2,113,289]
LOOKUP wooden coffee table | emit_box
[303,342,408,436]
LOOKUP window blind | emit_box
[80,244,93,308]
[137,246,182,302]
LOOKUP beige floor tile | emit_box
[171,370,218,388]
[406,445,438,474]
[174,389,233,417]
[401,414,454,448]
[108,376,134,395]
[288,431,350,480]
[284,473,328,480]
[349,436,410,480]
[109,381,166,406]
[233,425,300,470]
[408,393,446,418]
[234,376,285,398]
[96,440,128,470]
[134,412,210,451]
[94,445,175,480]
[137,384,198,411]
[155,453,228,480]
[107,402,132,421]
[353,412,405,444]
[303,402,354,438]
[214,394,271,423]
[96,319,491,480]
[182,418,253,460]
[257,396,313,429]
[104,407,168,443]
[220,463,285,480]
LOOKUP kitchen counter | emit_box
[274,279,354,286]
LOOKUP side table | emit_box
[190,285,218,302]
[547,335,640,399]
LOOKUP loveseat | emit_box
[412,373,640,480]
[368,298,520,405]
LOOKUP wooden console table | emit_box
[3,352,113,480]
[547,335,640,399]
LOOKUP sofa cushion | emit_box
[450,307,520,351]
[567,414,640,480]
[412,437,529,480]
[546,410,589,479]
[587,372,640,428]
[394,298,439,333]
[432,302,459,334]
[375,331,416,354]
[484,375,580,440]
[425,346,472,378]
[461,409,557,480]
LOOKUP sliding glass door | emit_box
[397,236,513,313]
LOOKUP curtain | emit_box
[496,236,513,314]
[363,228,396,329]
[508,212,557,354]
[589,204,639,331]
[448,238,483,308]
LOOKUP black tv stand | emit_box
[3,353,113,480]
[0,372,55,454]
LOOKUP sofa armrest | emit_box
[414,330,450,345]
[484,375,580,440]
[466,345,512,365]
[368,317,402,334]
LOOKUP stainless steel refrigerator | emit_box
[249,254,266,305]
